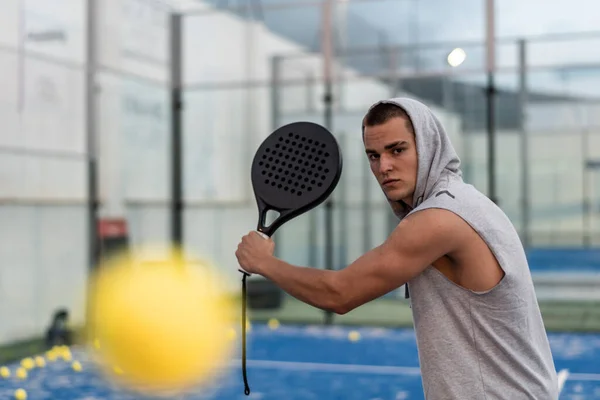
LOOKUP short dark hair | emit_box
[362,102,414,135]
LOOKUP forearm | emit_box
[258,257,343,313]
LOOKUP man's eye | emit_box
[393,148,405,154]
[368,154,379,160]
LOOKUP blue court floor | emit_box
[1,324,599,399]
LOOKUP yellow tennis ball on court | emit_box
[72,361,82,372]
[15,368,27,380]
[0,366,10,378]
[268,318,280,330]
[86,248,236,395]
[46,351,57,362]
[348,330,361,342]
[14,388,27,400]
[20,358,34,370]
[34,356,45,368]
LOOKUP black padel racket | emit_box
[239,121,343,395]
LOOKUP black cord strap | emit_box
[240,270,251,396]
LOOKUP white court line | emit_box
[557,369,570,393]
[235,359,421,375]
[236,360,600,382]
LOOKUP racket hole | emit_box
[294,182,299,187]
[311,148,316,153]
[271,182,276,187]
[308,139,313,144]
[268,173,273,177]
[295,134,299,139]
[279,137,283,141]
[301,168,306,173]
[297,175,303,180]
[265,179,269,184]
[305,145,310,150]
[304,178,309,182]
[284,186,289,191]
[315,157,320,162]
[301,137,306,142]
[266,148,270,153]
[318,150,323,155]
[308,155,313,160]
[295,166,299,171]
[311,164,316,168]
[285,140,290,144]
[259,161,264,166]
[311,180,316,184]
[272,166,277,171]
[324,168,329,173]
[275,160,280,164]
[275,144,280,148]
[275,175,279,179]
[262,155,267,159]
[291,173,296,177]
[285,155,290,159]
[291,189,296,194]
[295,151,299,155]
[278,184,282,189]
[317,183,322,187]
[292,141,296,146]
[291,157,296,162]
[325,152,330,157]
[280,176,286,181]
[321,160,326,164]
[314,141,320,146]
[297,191,302,196]
[308,171,312,176]
[265,163,270,168]
[313,173,318,178]
[321,175,326,180]
[321,143,326,148]
[301,152,306,157]
[308,187,312,191]
[285,171,289,175]
[301,184,306,189]
[269,157,273,161]
[288,132,293,137]
[279,152,283,157]
[288,180,293,184]
[317,166,322,171]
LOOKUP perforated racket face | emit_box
[251,122,342,234]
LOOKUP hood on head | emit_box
[364,97,462,219]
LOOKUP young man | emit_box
[236,97,558,399]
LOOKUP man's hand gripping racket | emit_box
[237,121,343,395]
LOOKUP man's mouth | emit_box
[382,179,399,186]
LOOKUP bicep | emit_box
[336,209,464,309]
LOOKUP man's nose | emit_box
[379,154,393,175]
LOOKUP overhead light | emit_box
[447,48,466,67]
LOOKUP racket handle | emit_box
[255,231,269,240]
[238,231,269,276]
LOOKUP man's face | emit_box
[363,117,418,206]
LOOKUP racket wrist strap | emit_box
[241,271,251,396]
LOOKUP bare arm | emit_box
[252,208,465,314]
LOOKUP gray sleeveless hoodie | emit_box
[365,98,558,399]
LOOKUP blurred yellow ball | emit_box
[34,356,45,368]
[46,351,57,362]
[0,366,10,378]
[20,358,34,370]
[227,328,236,341]
[62,352,72,362]
[15,368,27,380]
[14,388,27,400]
[268,318,280,330]
[86,249,236,394]
[72,361,83,372]
[348,330,361,342]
